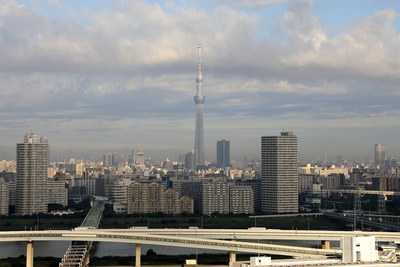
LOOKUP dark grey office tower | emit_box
[261,131,298,214]
[217,140,230,168]
[185,151,195,171]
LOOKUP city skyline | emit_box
[0,1,400,161]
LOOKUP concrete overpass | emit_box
[0,229,342,267]
[4,228,400,266]
[329,189,400,196]
[95,228,400,243]
[7,227,400,267]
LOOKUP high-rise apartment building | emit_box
[194,44,205,169]
[261,131,298,214]
[229,185,254,214]
[216,140,230,168]
[127,181,194,214]
[201,179,229,215]
[0,178,9,216]
[172,180,202,213]
[375,144,385,169]
[236,178,261,214]
[16,132,49,215]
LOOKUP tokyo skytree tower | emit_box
[194,44,205,169]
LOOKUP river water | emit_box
[0,241,218,259]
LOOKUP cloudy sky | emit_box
[1,0,400,162]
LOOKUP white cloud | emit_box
[283,9,400,79]
[0,0,399,160]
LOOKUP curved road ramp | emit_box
[60,201,104,267]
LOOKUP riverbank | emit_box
[0,214,347,231]
[0,253,284,267]
[89,253,271,266]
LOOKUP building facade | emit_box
[261,131,298,214]
[235,178,261,214]
[127,181,194,214]
[229,185,254,214]
[16,132,49,215]
[47,180,68,207]
[0,178,9,216]
[217,140,230,168]
[201,179,229,215]
[173,180,202,213]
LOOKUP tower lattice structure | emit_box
[194,44,205,169]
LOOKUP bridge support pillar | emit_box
[229,251,236,263]
[135,244,141,267]
[322,240,330,249]
[26,241,34,267]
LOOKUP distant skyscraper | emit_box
[131,149,136,164]
[194,44,205,169]
[16,132,49,215]
[261,131,298,214]
[136,150,145,165]
[217,140,230,168]
[375,144,385,169]
[103,153,112,167]
[184,150,195,171]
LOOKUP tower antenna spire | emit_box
[196,44,203,96]
[198,44,202,72]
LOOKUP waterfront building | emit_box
[235,179,261,214]
[261,131,298,214]
[0,178,9,215]
[109,179,133,213]
[127,181,193,214]
[47,180,68,207]
[162,188,180,214]
[217,140,230,168]
[178,195,195,214]
[229,185,254,214]
[16,132,49,215]
[0,172,16,207]
[172,180,202,213]
[201,179,229,215]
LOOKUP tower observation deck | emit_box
[194,44,205,169]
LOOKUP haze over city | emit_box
[1,0,400,161]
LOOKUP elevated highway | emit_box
[0,230,336,258]
[329,189,400,196]
[4,228,400,267]
[95,228,400,243]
